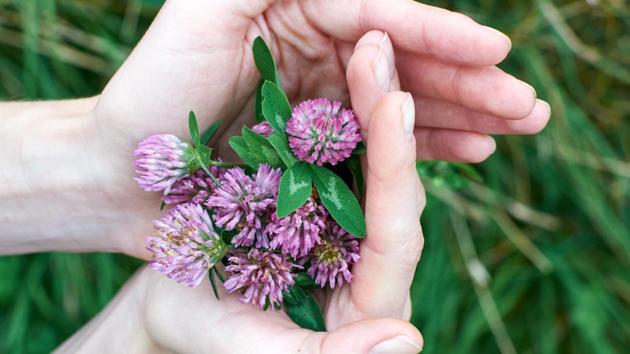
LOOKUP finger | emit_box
[346,35,423,318]
[398,53,538,119]
[349,91,425,319]
[346,30,401,137]
[304,0,511,66]
[414,129,496,163]
[414,97,551,135]
[304,318,423,354]
[346,34,501,163]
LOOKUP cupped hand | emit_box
[60,265,422,354]
[147,37,427,352]
[62,58,428,352]
[97,0,547,159]
[89,0,549,257]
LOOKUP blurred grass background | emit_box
[0,0,628,353]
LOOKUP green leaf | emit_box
[195,145,215,177]
[197,145,212,165]
[352,141,367,155]
[261,80,292,134]
[252,36,280,86]
[253,37,282,124]
[229,136,258,169]
[214,268,225,282]
[295,273,318,289]
[277,163,312,218]
[242,127,283,168]
[220,229,237,246]
[268,132,298,168]
[311,165,366,237]
[346,155,365,197]
[208,268,220,300]
[188,111,200,146]
[183,145,201,174]
[255,80,265,123]
[283,284,307,305]
[284,287,326,332]
[201,120,222,145]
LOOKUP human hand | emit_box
[87,0,548,258]
[96,0,548,159]
[57,266,422,354]
[59,63,426,352]
[1,1,551,262]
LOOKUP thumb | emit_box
[305,318,423,354]
[350,91,426,319]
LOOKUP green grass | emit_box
[1,0,629,353]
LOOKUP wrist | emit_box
[0,97,149,256]
[54,268,160,354]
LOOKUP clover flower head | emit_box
[146,203,227,287]
[305,222,360,288]
[224,249,295,309]
[206,164,281,248]
[134,134,193,193]
[270,198,327,258]
[163,166,225,205]
[286,98,361,166]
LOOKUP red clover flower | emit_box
[146,203,227,287]
[134,134,194,193]
[224,249,295,309]
[286,98,361,166]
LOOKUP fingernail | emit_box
[538,99,551,114]
[520,80,537,97]
[378,32,395,75]
[483,25,511,45]
[369,335,422,354]
[372,33,394,92]
[485,136,497,155]
[402,93,415,139]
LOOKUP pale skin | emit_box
[0,0,551,353]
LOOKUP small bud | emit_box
[134,134,195,193]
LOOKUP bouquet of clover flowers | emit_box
[133,37,367,331]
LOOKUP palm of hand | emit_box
[97,1,348,145]
[142,268,405,353]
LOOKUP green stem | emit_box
[209,161,245,168]
[207,172,221,187]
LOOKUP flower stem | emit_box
[209,161,245,168]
